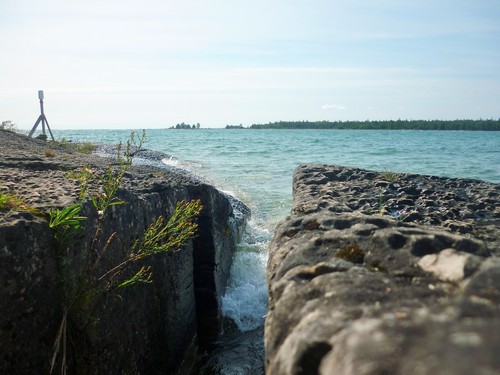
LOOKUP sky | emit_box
[1,0,499,129]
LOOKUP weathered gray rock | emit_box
[0,214,59,372]
[265,164,499,375]
[0,130,248,374]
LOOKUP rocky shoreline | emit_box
[3,129,499,374]
[0,129,249,374]
[265,164,499,374]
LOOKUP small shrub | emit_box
[75,142,96,154]
[89,166,126,218]
[0,121,17,132]
[380,170,399,182]
[101,199,203,289]
[129,129,147,155]
[49,131,206,374]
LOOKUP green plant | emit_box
[129,129,147,155]
[133,200,202,255]
[0,191,41,215]
[50,138,72,151]
[0,191,24,211]
[51,138,96,154]
[49,199,202,374]
[380,169,399,182]
[49,131,204,374]
[75,142,96,154]
[378,191,386,216]
[65,138,134,281]
[86,132,148,218]
[89,166,126,218]
[98,199,203,290]
[68,166,94,201]
[48,203,87,245]
[69,148,130,220]
[51,137,70,149]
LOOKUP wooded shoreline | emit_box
[226,119,500,130]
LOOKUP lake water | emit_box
[55,128,500,372]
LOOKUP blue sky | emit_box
[1,0,499,129]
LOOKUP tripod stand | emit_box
[29,90,55,141]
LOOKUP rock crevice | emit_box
[0,130,248,374]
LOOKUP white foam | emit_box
[221,249,268,331]
[161,156,181,167]
[221,219,270,332]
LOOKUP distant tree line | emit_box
[247,119,500,131]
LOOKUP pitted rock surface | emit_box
[265,164,499,375]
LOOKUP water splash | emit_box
[161,156,203,171]
[221,221,270,332]
[161,156,181,168]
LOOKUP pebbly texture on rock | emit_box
[0,129,248,374]
[265,164,499,375]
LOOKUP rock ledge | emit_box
[265,164,499,375]
[0,130,248,374]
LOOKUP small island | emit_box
[169,122,201,129]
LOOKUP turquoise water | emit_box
[55,129,500,331]
[58,129,500,225]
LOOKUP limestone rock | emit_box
[0,130,248,374]
[265,165,499,375]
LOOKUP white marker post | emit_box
[29,90,55,141]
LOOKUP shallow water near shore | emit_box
[55,128,500,373]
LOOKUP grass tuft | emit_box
[45,149,57,157]
[0,191,41,215]
[50,138,96,154]
[75,142,96,154]
[380,170,399,182]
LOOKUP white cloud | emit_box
[322,104,346,110]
